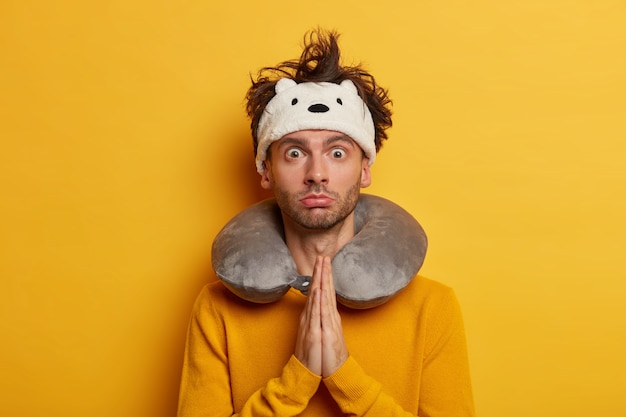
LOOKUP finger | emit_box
[310,287,321,329]
[309,255,323,292]
[304,284,321,331]
[296,287,323,375]
[319,258,338,327]
[321,283,341,331]
[320,288,348,377]
[301,256,322,325]
[321,256,338,310]
[319,256,330,291]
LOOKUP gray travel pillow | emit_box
[211,194,427,309]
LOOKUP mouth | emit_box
[300,194,334,208]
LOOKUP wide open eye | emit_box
[337,98,343,105]
[331,148,346,158]
[291,98,298,105]
[286,148,303,158]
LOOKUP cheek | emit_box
[271,162,304,182]
[339,162,367,183]
[263,169,290,191]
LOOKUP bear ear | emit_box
[340,79,358,95]
[275,78,297,94]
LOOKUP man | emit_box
[177,30,475,416]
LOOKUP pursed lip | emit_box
[299,193,334,208]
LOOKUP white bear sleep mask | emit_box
[255,78,376,174]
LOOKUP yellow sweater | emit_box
[177,275,475,416]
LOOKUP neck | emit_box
[282,213,355,277]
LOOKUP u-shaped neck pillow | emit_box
[211,194,428,309]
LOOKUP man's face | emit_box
[260,129,372,231]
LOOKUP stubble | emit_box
[273,181,361,231]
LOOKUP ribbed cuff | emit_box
[273,355,322,405]
[322,356,381,414]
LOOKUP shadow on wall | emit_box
[159,124,269,415]
[225,128,275,205]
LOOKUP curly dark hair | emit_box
[245,29,393,157]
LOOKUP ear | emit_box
[275,78,297,94]
[260,161,273,190]
[360,158,372,188]
[340,79,358,95]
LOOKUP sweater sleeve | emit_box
[418,288,475,417]
[322,288,475,417]
[323,356,417,416]
[176,285,321,417]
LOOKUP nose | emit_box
[305,154,329,185]
[308,103,329,113]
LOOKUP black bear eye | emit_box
[337,98,343,105]
[291,98,298,105]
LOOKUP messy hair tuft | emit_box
[245,29,393,156]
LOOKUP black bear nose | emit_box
[308,103,329,113]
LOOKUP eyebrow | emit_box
[278,134,357,149]
[325,134,358,148]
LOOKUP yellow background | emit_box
[1,1,625,416]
